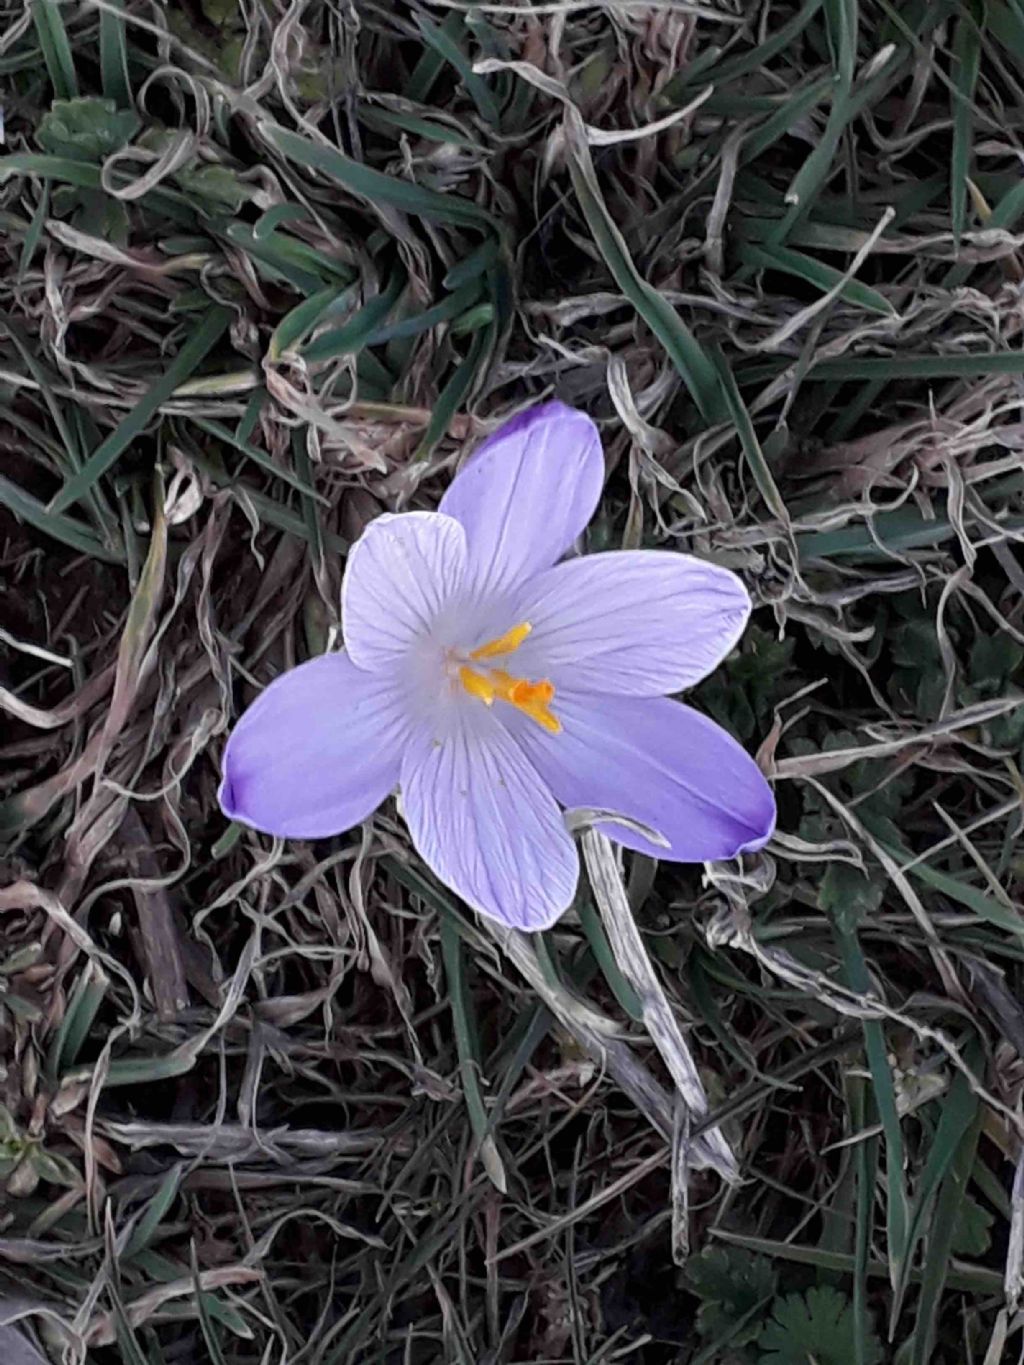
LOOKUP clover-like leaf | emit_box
[685,1245,777,1346]
[969,633,1024,689]
[37,97,140,162]
[698,625,796,742]
[758,1286,882,1365]
[950,1192,993,1257]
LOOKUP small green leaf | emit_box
[37,97,140,162]
[950,1193,993,1257]
[31,1146,81,1187]
[174,163,251,213]
[819,862,884,931]
[1,943,44,976]
[3,992,43,1023]
[685,1245,777,1345]
[697,624,797,742]
[68,187,130,243]
[970,633,1024,687]
[759,1287,882,1365]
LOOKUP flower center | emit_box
[456,621,561,734]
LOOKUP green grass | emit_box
[0,1,1023,1361]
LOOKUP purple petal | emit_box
[509,550,751,696]
[400,706,578,930]
[342,512,467,672]
[439,402,604,597]
[220,653,408,838]
[508,693,775,861]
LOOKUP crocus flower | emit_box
[219,402,775,930]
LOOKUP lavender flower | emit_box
[219,402,775,930]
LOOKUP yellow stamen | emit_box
[459,666,496,706]
[459,662,561,734]
[470,621,533,661]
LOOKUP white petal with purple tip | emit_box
[507,693,775,862]
[440,401,604,599]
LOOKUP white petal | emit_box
[509,550,751,696]
[400,706,578,930]
[342,512,468,672]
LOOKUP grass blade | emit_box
[99,0,132,108]
[356,279,482,349]
[0,473,122,562]
[414,13,501,125]
[741,350,1024,383]
[890,1049,981,1329]
[662,0,823,98]
[0,309,83,471]
[833,921,909,1291]
[710,1230,1001,1293]
[442,236,500,289]
[223,222,345,296]
[439,915,507,1193]
[951,5,984,243]
[48,307,232,514]
[30,0,78,99]
[187,449,348,555]
[737,240,896,316]
[190,1242,230,1365]
[267,283,358,359]
[907,1059,985,1365]
[713,347,792,529]
[124,1166,185,1259]
[17,182,49,283]
[48,962,108,1077]
[564,109,722,421]
[414,327,489,457]
[189,418,327,502]
[0,153,197,225]
[849,1077,879,1365]
[302,270,407,362]
[288,426,324,580]
[406,10,464,103]
[260,122,498,229]
[576,895,644,1022]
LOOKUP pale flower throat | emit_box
[451,621,560,734]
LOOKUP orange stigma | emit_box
[457,622,560,734]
